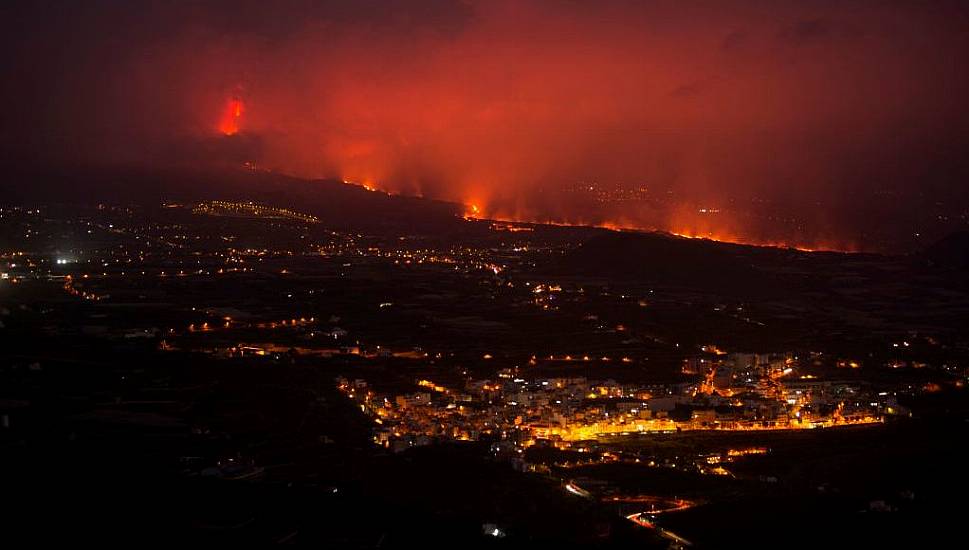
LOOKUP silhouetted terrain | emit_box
[549,229,969,345]
[2,169,968,548]
[920,230,969,270]
[1,163,464,234]
[551,231,779,295]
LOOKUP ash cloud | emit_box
[2,0,969,250]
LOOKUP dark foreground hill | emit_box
[550,230,802,295]
[920,231,969,270]
[1,163,464,234]
[544,228,969,341]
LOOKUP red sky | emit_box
[2,0,968,250]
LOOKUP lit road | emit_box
[604,495,695,514]
[627,513,693,547]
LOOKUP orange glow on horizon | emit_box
[14,1,963,258]
[447,197,857,253]
[667,230,842,253]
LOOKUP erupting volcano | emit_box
[3,0,967,253]
[218,97,244,136]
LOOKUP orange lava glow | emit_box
[14,2,969,257]
[463,203,482,219]
[218,97,244,135]
[667,228,852,253]
[456,199,857,253]
[662,205,858,251]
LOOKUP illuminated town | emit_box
[4,1,969,547]
[342,350,888,454]
[3,188,965,546]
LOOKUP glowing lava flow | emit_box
[668,230,842,253]
[338,180,854,253]
[219,97,244,135]
[462,203,854,253]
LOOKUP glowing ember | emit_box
[463,203,481,219]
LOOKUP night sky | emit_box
[3,0,968,250]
